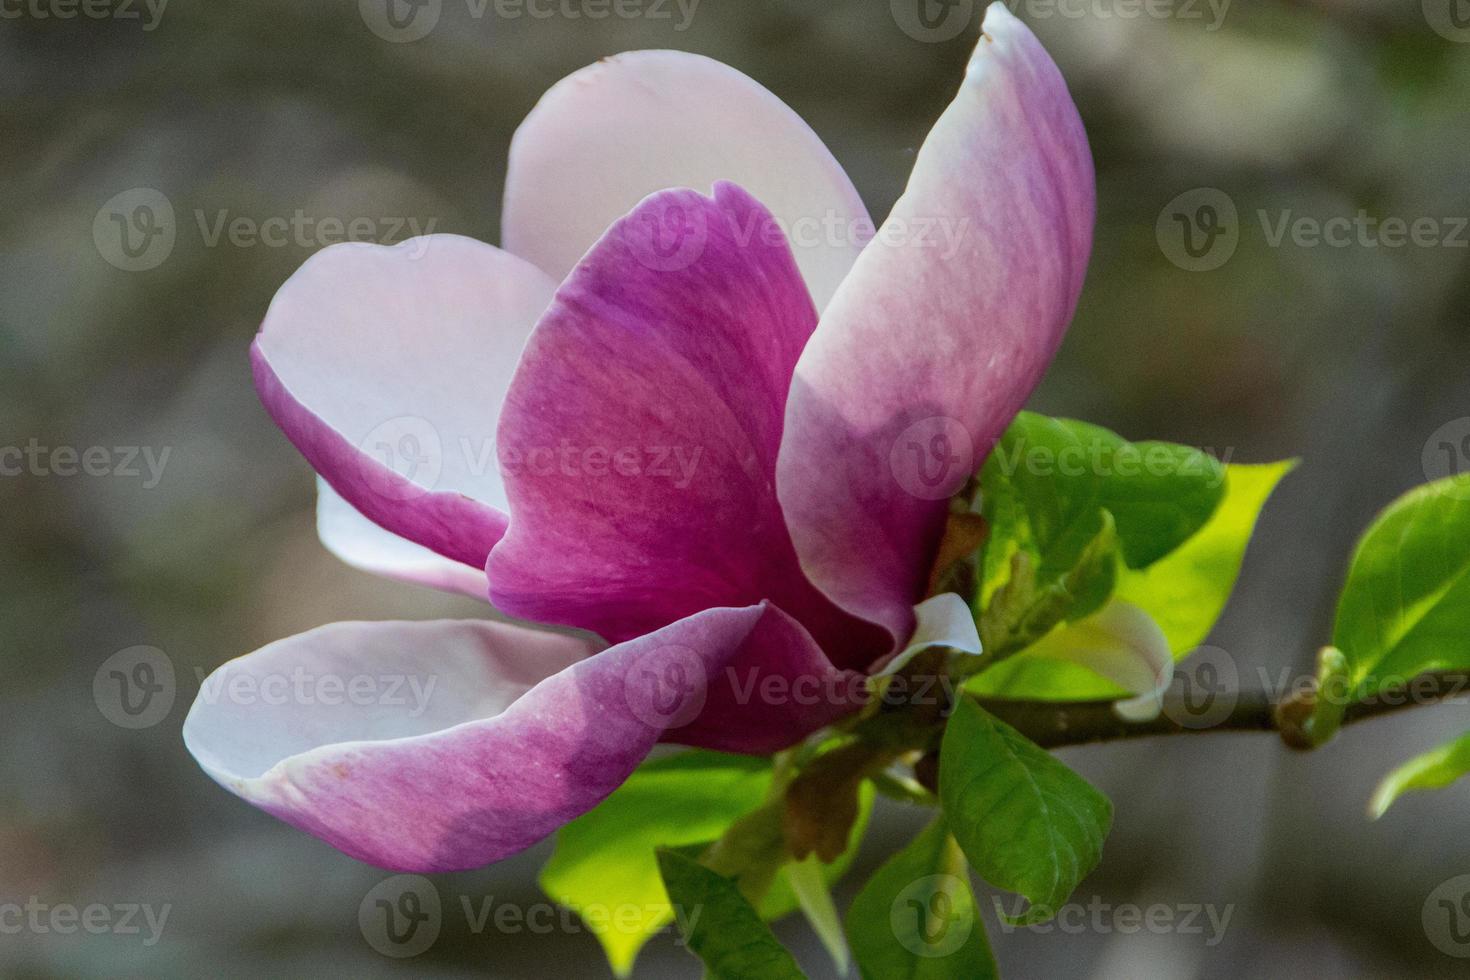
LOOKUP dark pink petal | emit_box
[661,603,866,755]
[183,605,840,873]
[502,50,869,310]
[253,235,558,574]
[777,7,1095,644]
[488,183,887,669]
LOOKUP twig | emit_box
[972,672,1470,751]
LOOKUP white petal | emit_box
[502,50,869,310]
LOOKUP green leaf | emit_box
[846,818,997,979]
[979,412,1225,594]
[1369,731,1470,819]
[970,461,1293,701]
[656,848,805,980]
[539,751,769,976]
[938,699,1112,924]
[1332,474,1470,696]
[978,509,1118,660]
[540,750,870,977]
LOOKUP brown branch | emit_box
[972,672,1470,751]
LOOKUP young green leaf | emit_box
[1333,474,1470,696]
[784,856,849,976]
[846,817,997,979]
[979,412,1225,592]
[1369,731,1470,819]
[978,509,1118,661]
[938,699,1112,924]
[656,848,805,980]
[540,750,870,977]
[970,461,1292,701]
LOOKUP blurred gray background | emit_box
[4,0,1470,976]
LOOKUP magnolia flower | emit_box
[185,5,1099,872]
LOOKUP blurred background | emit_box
[4,0,1470,976]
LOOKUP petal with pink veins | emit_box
[490,183,888,669]
[183,604,852,873]
[253,234,558,573]
[777,5,1095,647]
[502,50,870,311]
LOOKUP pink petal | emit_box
[316,480,490,601]
[776,6,1095,645]
[502,50,869,311]
[183,605,834,873]
[253,234,558,572]
[489,183,887,669]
